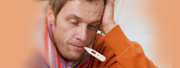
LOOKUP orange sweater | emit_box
[88,25,157,68]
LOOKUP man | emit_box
[38,0,157,68]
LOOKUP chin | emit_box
[69,57,81,61]
[65,55,82,61]
[66,52,85,61]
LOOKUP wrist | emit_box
[102,21,117,35]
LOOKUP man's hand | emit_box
[99,0,117,35]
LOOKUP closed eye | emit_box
[69,19,79,25]
[71,22,79,25]
[90,25,97,28]
[88,24,99,29]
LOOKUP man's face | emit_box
[51,0,104,60]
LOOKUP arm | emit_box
[103,25,157,68]
[100,0,157,67]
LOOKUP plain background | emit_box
[0,0,179,68]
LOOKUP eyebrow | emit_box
[67,14,102,24]
[92,20,101,24]
[66,14,82,21]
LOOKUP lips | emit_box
[71,45,85,51]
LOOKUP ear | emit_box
[46,6,55,25]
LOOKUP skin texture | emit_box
[47,0,116,61]
[100,0,117,35]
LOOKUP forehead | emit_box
[59,0,105,22]
[65,0,105,11]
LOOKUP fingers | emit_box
[105,0,114,11]
[106,0,114,5]
[104,0,114,19]
[99,0,116,33]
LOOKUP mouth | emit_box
[71,45,85,51]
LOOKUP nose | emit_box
[76,25,87,42]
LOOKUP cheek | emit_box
[87,30,97,41]
[53,21,76,54]
[54,20,76,44]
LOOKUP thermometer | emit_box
[84,47,106,62]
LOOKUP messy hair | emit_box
[49,0,106,19]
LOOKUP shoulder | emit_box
[95,33,104,42]
[28,53,49,68]
[94,33,115,55]
[93,33,104,49]
[90,33,117,67]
